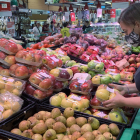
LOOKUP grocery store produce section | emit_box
[0,31,139,140]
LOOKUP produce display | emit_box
[10,107,121,140]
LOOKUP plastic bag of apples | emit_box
[0,92,23,121]
[0,75,26,96]
[29,70,56,92]
[15,49,46,67]
[9,63,38,79]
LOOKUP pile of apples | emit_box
[0,66,10,76]
[0,75,25,96]
[50,92,90,112]
[10,107,120,140]
[120,71,133,82]
[0,92,23,120]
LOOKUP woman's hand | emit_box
[108,84,127,95]
[103,91,125,109]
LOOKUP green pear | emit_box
[43,112,52,122]
[98,124,110,134]
[109,112,123,123]
[92,130,101,137]
[71,131,81,140]
[103,132,113,140]
[51,108,61,119]
[32,134,43,140]
[70,124,81,134]
[11,128,22,135]
[95,135,106,140]
[43,129,56,140]
[55,116,66,125]
[76,117,87,127]
[66,117,76,127]
[53,122,66,133]
[45,118,56,129]
[32,123,47,134]
[63,107,74,118]
[56,134,64,140]
[62,136,70,140]
[88,117,100,130]
[82,132,95,140]
[81,124,92,135]
[27,117,39,128]
[109,123,120,136]
[19,120,30,131]
[83,110,92,115]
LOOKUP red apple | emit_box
[15,50,25,58]
[90,96,101,106]
[128,67,136,73]
[34,54,42,63]
[71,66,81,74]
[29,73,42,85]
[137,63,140,68]
[0,51,6,60]
[25,84,36,95]
[136,57,140,63]
[48,60,57,69]
[0,69,10,76]
[39,78,52,90]
[33,90,48,99]
[15,66,29,77]
[36,50,46,56]
[54,81,63,89]
[128,57,136,64]
[10,64,19,74]
[17,44,23,51]
[130,64,136,67]
[7,42,18,53]
[4,55,16,65]
[81,82,90,92]
[0,66,3,71]
[69,80,80,90]
[124,55,129,61]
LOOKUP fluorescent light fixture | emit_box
[75,4,85,6]
[105,2,111,4]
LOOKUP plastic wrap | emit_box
[120,71,133,82]
[54,80,68,92]
[93,110,109,119]
[55,48,67,56]
[76,39,89,50]
[80,54,90,62]
[107,39,117,48]
[42,55,63,70]
[61,43,71,52]
[15,49,46,67]
[10,63,38,79]
[50,68,73,81]
[87,46,99,55]
[88,60,104,72]
[0,66,10,76]
[25,84,53,100]
[29,71,55,91]
[0,92,23,121]
[65,60,77,67]
[0,75,26,96]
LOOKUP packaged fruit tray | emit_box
[0,74,26,96]
[0,104,124,140]
[0,46,16,55]
[50,44,63,50]
[0,95,35,127]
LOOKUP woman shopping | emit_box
[103,3,140,109]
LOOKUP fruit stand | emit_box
[0,31,139,140]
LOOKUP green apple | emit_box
[100,76,112,85]
[61,56,70,64]
[92,75,101,85]
[109,111,123,123]
[47,51,54,55]
[72,63,81,66]
[66,60,76,67]
[41,48,46,52]
[138,46,140,51]
[95,63,104,72]
[112,74,121,83]
[88,60,96,69]
[83,110,92,115]
[80,65,88,73]
[61,98,73,108]
[88,71,96,77]
[58,92,67,100]
[81,99,89,109]
[50,95,62,107]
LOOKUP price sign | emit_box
[70,13,75,21]
[110,9,116,18]
[7,22,15,37]
[0,0,10,11]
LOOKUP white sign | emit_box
[7,22,15,37]
[97,9,102,18]
[65,12,69,22]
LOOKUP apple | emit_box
[42,56,50,64]
[50,95,62,106]
[81,82,90,93]
[36,50,46,56]
[88,60,97,69]
[72,101,83,112]
[112,74,121,83]
[17,44,23,51]
[25,84,36,95]
[97,84,107,90]
[80,65,88,73]
[50,69,60,77]
[137,63,140,68]
[128,57,136,64]
[66,60,76,67]
[0,51,6,60]
[54,81,63,89]
[10,64,19,74]
[39,78,52,90]
[29,73,42,85]
[15,66,29,77]
[15,50,25,58]
[7,42,18,53]
[59,70,70,79]
[48,60,58,69]
[128,67,136,73]
[4,56,16,65]
[90,96,101,106]
[0,66,3,71]
[96,89,110,101]
[69,80,80,91]
[109,111,123,123]
[130,64,136,67]
[5,81,14,92]
[49,74,56,85]
[33,90,47,99]
[71,66,81,74]
[24,53,34,61]
[95,63,104,72]
[58,92,67,100]
[34,54,42,63]
[100,76,112,85]
[0,69,10,76]
[136,57,140,63]
[126,73,133,81]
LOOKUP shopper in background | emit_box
[61,22,70,38]
[103,3,140,109]
[32,22,42,36]
[82,21,91,32]
[56,23,61,33]
[50,21,54,32]
[42,21,48,33]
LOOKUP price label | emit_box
[51,57,59,62]
[70,95,81,101]
[107,86,114,93]
[39,72,50,78]
[0,105,4,112]
[2,3,7,8]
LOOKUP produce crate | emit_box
[0,95,35,126]
[0,104,124,140]
[50,44,63,50]
[0,129,28,140]
[68,54,88,64]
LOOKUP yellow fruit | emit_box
[7,78,15,83]
[0,89,6,94]
[14,81,22,90]
[0,79,5,89]
[4,101,11,110]
[11,102,21,112]
[109,93,116,100]
[12,89,20,96]
[5,82,14,92]
[96,89,110,101]
[50,69,60,77]
[2,109,14,119]
[0,75,3,80]
[92,76,101,85]
[66,68,73,77]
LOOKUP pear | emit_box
[65,128,71,135]
[56,134,64,140]
[27,117,39,128]
[27,129,34,137]
[11,128,22,135]
[81,124,92,135]
[34,111,46,120]
[66,117,76,127]
[19,120,30,131]
[39,120,44,123]
[109,123,120,136]
[43,129,56,140]
[51,108,61,119]
[71,131,81,140]
[103,132,113,140]
[32,123,47,134]
[45,118,56,129]
[88,117,100,130]
[53,122,66,133]
[32,134,43,140]
[113,136,117,140]
[62,136,70,140]
[95,135,106,140]
[11,101,21,112]
[98,124,110,134]
[70,124,81,134]
[22,130,33,138]
[77,137,86,140]
[63,107,74,118]
[92,130,101,137]
[68,135,72,139]
[43,112,52,122]
[55,116,66,125]
[82,132,95,140]
[76,117,87,127]
[2,109,14,119]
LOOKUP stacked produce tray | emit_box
[50,44,63,50]
[0,104,124,140]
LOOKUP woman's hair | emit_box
[63,22,68,27]
[118,3,140,26]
